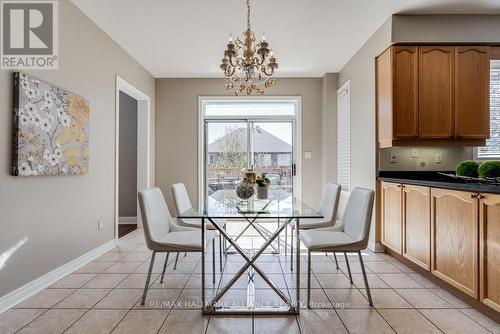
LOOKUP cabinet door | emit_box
[479,193,500,312]
[418,46,455,138]
[431,188,478,298]
[403,185,430,270]
[393,46,418,139]
[381,182,402,253]
[455,46,490,139]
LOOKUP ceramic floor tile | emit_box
[206,315,252,334]
[119,252,152,262]
[95,252,127,262]
[338,261,372,274]
[337,309,395,334]
[174,288,213,309]
[117,273,159,289]
[134,260,169,274]
[378,309,441,334]
[395,289,452,308]
[50,274,97,289]
[377,273,424,289]
[17,308,86,334]
[419,308,491,334]
[324,288,371,309]
[15,289,75,308]
[0,308,45,334]
[103,261,143,274]
[391,262,415,273]
[459,308,500,334]
[254,273,288,289]
[133,288,181,309]
[352,273,390,289]
[315,273,354,288]
[283,273,321,289]
[361,289,413,309]
[158,310,209,334]
[94,289,143,309]
[65,309,127,334]
[254,315,300,334]
[74,261,114,274]
[430,288,471,308]
[289,288,333,309]
[111,310,168,334]
[54,289,110,309]
[364,262,402,274]
[150,273,189,289]
[309,260,343,273]
[298,309,348,334]
[82,273,128,289]
[184,273,220,289]
[406,273,439,288]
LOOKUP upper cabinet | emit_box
[376,45,490,148]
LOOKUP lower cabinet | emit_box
[479,193,500,312]
[403,185,431,270]
[381,182,402,253]
[430,188,479,298]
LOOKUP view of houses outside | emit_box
[207,123,293,195]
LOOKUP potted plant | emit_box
[256,175,271,199]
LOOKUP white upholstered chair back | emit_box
[340,187,374,247]
[138,188,171,249]
[317,183,341,223]
[171,183,192,216]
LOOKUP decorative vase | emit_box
[257,185,268,199]
[236,178,254,199]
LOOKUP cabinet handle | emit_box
[477,194,485,199]
[470,193,479,199]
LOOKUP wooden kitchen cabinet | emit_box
[403,185,431,270]
[479,193,500,312]
[381,182,402,254]
[418,46,455,138]
[455,46,490,139]
[375,44,489,147]
[430,188,479,298]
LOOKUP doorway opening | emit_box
[115,76,151,240]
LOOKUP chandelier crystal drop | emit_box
[220,0,278,96]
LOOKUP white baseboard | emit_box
[119,216,137,225]
[0,239,116,315]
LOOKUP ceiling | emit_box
[71,0,500,78]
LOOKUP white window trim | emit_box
[198,96,302,205]
[337,80,351,193]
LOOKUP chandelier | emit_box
[220,0,278,96]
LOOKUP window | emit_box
[337,81,350,192]
[477,66,500,159]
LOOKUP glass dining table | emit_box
[178,189,323,315]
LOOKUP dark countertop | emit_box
[378,171,500,194]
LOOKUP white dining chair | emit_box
[287,183,341,270]
[172,183,226,271]
[299,187,375,307]
[138,188,216,305]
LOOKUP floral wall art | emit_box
[12,72,90,176]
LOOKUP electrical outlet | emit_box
[411,148,418,158]
[98,220,104,231]
[304,151,312,159]
[390,152,399,163]
[435,153,443,164]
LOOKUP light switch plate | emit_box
[411,148,418,158]
[390,152,399,163]
[98,220,104,231]
[304,151,312,159]
[435,153,443,164]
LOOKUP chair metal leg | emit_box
[184,252,187,257]
[344,252,353,284]
[212,239,216,283]
[290,226,294,271]
[173,252,179,270]
[333,252,340,269]
[141,251,156,305]
[307,250,312,308]
[160,252,170,283]
[284,224,287,257]
[358,250,373,306]
[219,233,223,271]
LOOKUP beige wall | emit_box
[155,78,323,213]
[322,73,338,186]
[0,1,154,297]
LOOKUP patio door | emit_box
[205,119,296,198]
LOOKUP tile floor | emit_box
[1,229,498,334]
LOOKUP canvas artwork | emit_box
[12,72,90,176]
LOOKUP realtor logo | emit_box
[1,1,58,69]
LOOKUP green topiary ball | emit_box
[456,160,479,177]
[478,161,500,178]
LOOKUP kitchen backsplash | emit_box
[379,147,473,171]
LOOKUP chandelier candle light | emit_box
[220,0,278,95]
